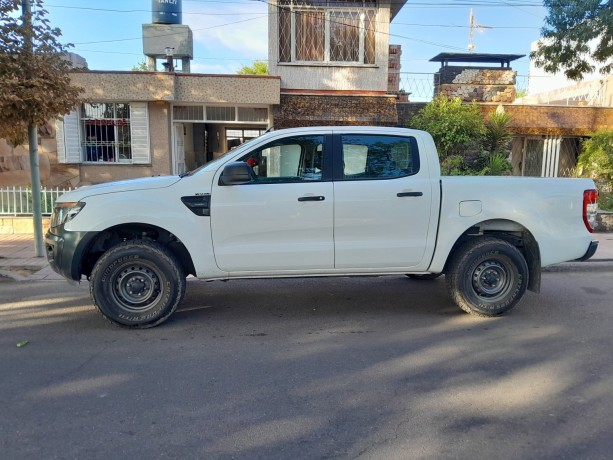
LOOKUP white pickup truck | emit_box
[46,126,599,328]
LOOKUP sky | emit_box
[42,0,548,87]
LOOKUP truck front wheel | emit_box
[90,240,186,328]
[446,237,528,317]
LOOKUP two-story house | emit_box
[269,0,406,128]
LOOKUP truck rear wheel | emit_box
[446,237,528,317]
[90,240,185,328]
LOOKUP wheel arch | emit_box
[80,222,196,279]
[444,219,541,293]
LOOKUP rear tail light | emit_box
[583,189,598,233]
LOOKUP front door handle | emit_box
[298,196,325,202]
[397,192,423,197]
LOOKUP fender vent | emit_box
[181,195,211,216]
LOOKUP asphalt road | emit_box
[1,270,612,459]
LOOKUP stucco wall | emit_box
[71,71,280,104]
[71,71,175,101]
[175,75,280,104]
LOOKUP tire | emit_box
[445,237,528,317]
[90,240,186,328]
[406,273,442,280]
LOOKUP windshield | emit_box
[180,135,263,177]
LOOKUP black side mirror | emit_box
[219,162,253,186]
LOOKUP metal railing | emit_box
[0,186,72,216]
[398,72,531,103]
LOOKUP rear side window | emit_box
[340,134,419,180]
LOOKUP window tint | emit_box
[340,135,419,180]
[239,135,325,183]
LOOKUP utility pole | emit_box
[22,0,44,257]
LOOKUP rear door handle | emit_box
[298,196,325,202]
[397,192,423,197]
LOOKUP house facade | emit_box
[0,72,280,188]
[269,0,406,127]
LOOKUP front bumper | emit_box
[575,240,599,262]
[45,228,98,281]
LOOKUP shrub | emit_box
[409,98,512,176]
[575,130,613,211]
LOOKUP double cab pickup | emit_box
[46,127,599,327]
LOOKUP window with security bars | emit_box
[81,103,132,163]
[278,0,376,64]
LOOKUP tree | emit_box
[575,130,613,210]
[0,0,83,146]
[131,59,150,72]
[531,0,612,81]
[237,61,268,75]
[0,0,83,256]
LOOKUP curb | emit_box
[0,269,30,282]
[544,260,613,273]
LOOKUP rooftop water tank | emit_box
[152,0,182,25]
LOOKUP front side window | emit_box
[81,103,132,163]
[279,0,376,64]
[340,134,419,180]
[239,135,325,183]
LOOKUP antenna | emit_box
[468,9,492,52]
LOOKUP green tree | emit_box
[575,130,613,210]
[0,0,83,146]
[132,59,150,71]
[237,61,268,75]
[531,0,612,80]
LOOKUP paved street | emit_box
[1,269,612,459]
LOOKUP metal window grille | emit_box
[81,103,132,163]
[206,106,236,121]
[278,0,376,64]
[237,107,269,123]
[173,105,205,121]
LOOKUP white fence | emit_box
[0,187,72,216]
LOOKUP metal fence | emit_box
[398,73,531,103]
[0,187,72,216]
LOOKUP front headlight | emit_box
[51,202,85,228]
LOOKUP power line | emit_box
[71,16,267,45]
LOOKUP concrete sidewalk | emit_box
[1,232,613,282]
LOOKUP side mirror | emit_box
[219,162,253,186]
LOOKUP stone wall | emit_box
[0,217,50,234]
[435,66,517,103]
[396,102,427,127]
[273,94,398,128]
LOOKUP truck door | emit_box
[211,133,334,273]
[333,133,434,269]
